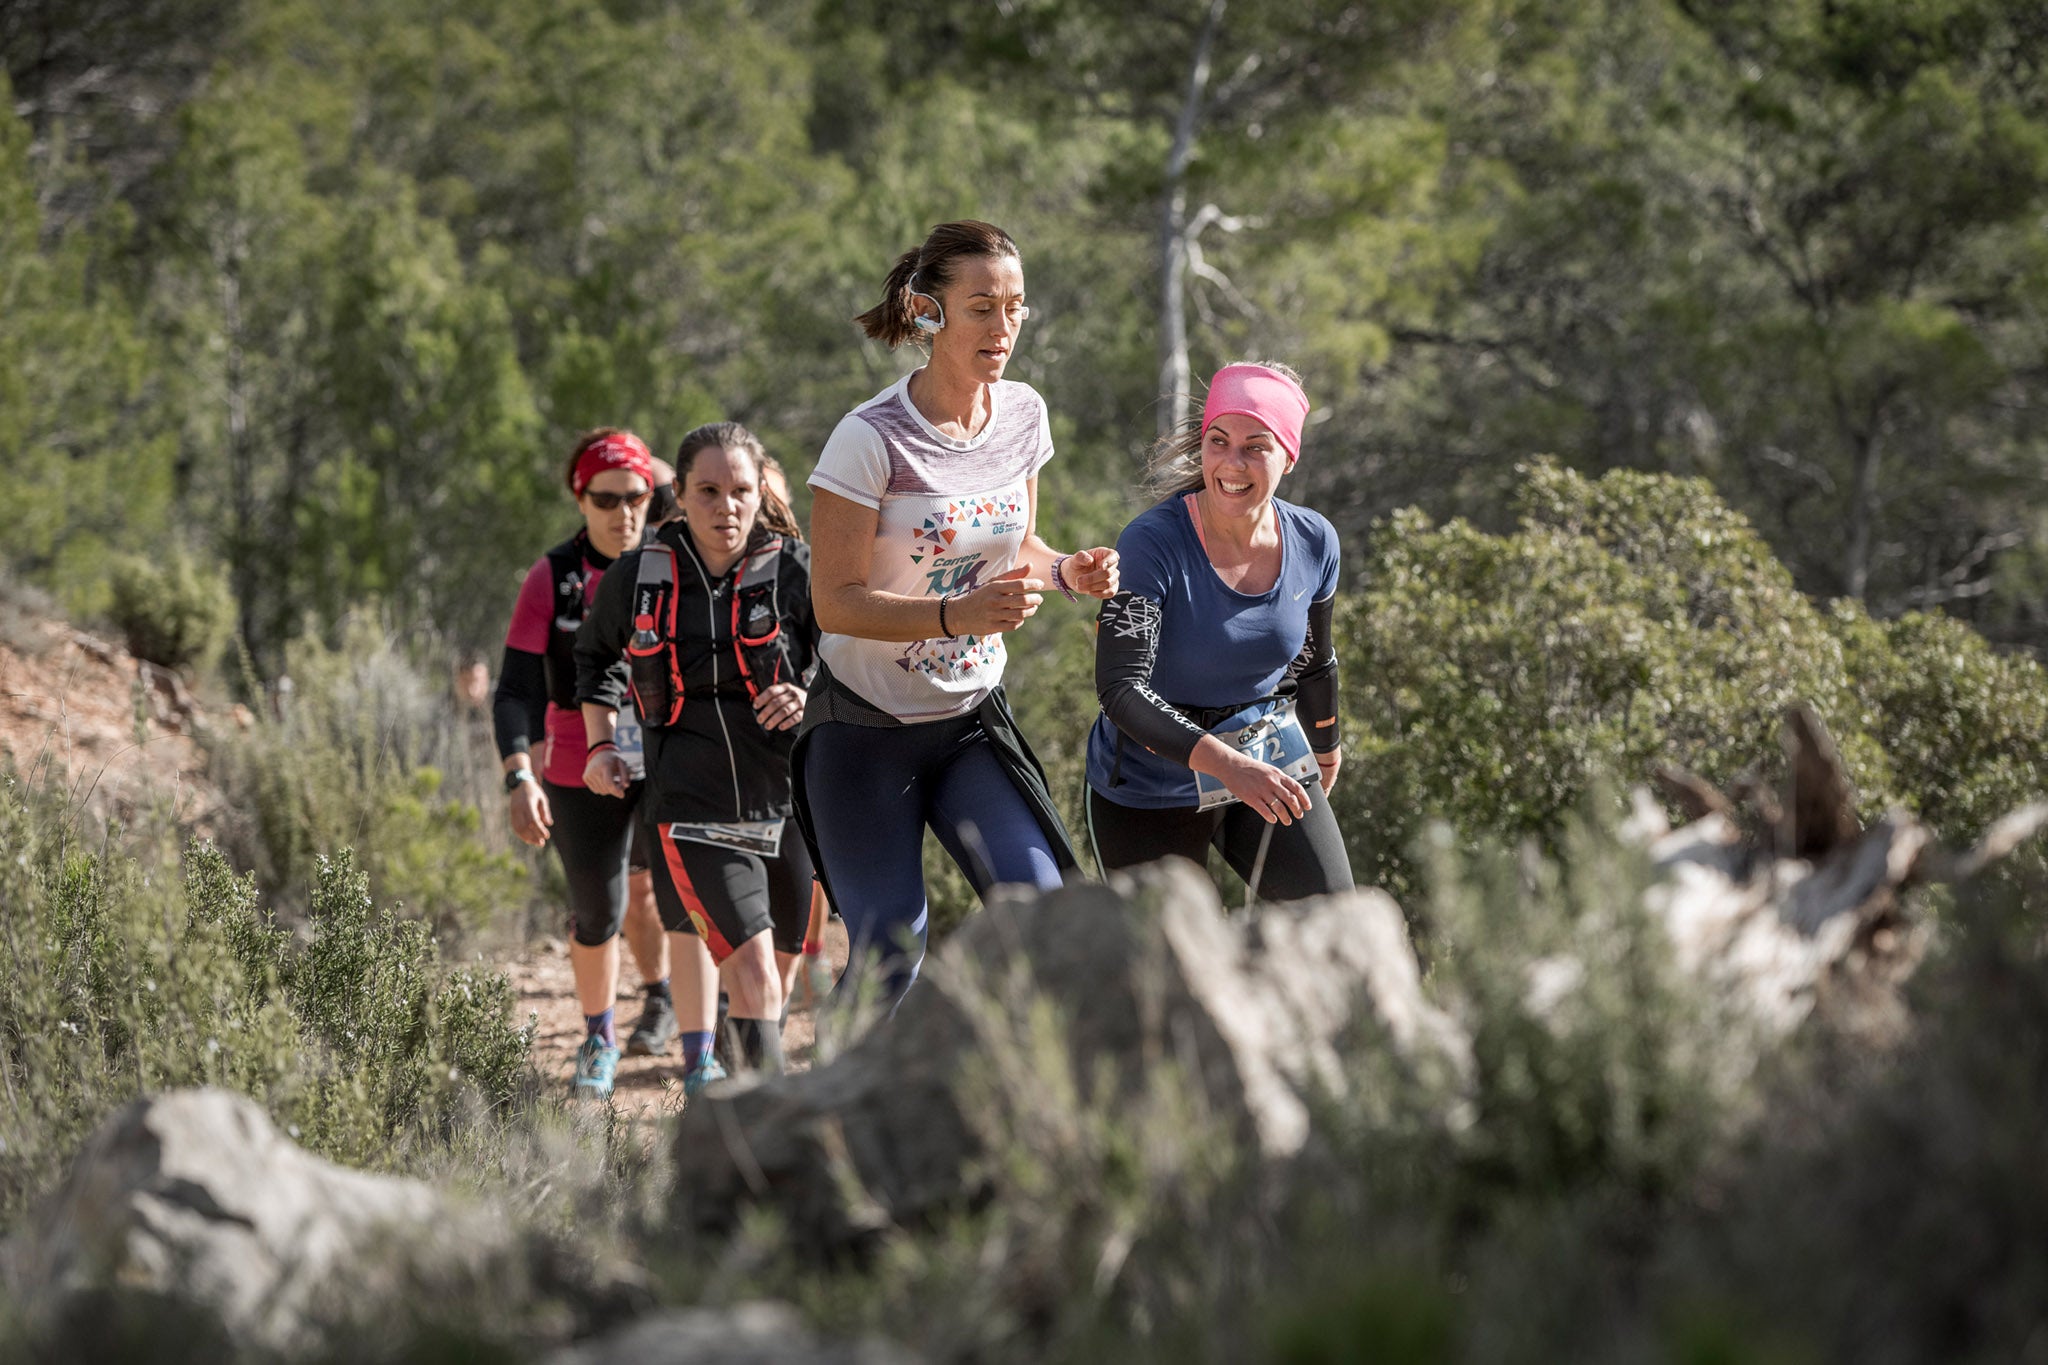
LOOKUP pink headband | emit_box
[572,432,655,497]
[1201,364,1311,461]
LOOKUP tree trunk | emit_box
[217,215,259,661]
[1156,0,1227,442]
[1844,427,1880,601]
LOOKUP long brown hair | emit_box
[673,422,804,547]
[1141,359,1308,501]
[854,220,1021,350]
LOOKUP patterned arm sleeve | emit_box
[1095,591,1211,767]
[1286,593,1341,753]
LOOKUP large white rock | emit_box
[667,860,1465,1255]
[3,1088,510,1354]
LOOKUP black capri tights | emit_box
[646,817,813,963]
[1086,782,1354,902]
[544,778,648,948]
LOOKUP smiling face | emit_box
[1200,413,1293,517]
[577,468,652,559]
[679,444,761,572]
[924,253,1028,385]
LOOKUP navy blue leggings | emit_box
[802,712,1064,998]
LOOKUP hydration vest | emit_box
[626,534,795,728]
[540,531,597,712]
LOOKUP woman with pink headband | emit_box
[1084,361,1353,900]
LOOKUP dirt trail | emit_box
[500,918,852,1120]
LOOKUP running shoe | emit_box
[571,1034,619,1099]
[680,1057,727,1098]
[625,991,678,1057]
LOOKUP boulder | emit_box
[548,1302,918,1365]
[668,860,1464,1255]
[2,1088,632,1356]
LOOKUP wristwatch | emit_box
[504,768,535,794]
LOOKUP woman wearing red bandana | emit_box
[1084,362,1354,900]
[493,429,702,1100]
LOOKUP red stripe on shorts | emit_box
[658,831,735,962]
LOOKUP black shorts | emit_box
[645,816,813,962]
[544,778,647,946]
[1085,782,1353,903]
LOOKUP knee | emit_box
[570,903,623,948]
[721,934,783,1013]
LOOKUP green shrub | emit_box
[1336,461,2048,902]
[0,766,533,1221]
[204,610,528,940]
[105,548,235,673]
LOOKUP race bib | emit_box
[667,819,783,858]
[1194,699,1318,811]
[612,701,647,782]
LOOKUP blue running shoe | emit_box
[572,1034,619,1099]
[681,1057,727,1098]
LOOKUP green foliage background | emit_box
[11,0,2048,668]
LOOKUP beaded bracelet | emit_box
[938,593,956,640]
[1049,555,1080,602]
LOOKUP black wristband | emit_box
[938,593,955,639]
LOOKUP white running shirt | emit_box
[808,372,1054,721]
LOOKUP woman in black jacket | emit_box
[576,422,814,1089]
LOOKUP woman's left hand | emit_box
[1063,547,1119,599]
[754,682,807,732]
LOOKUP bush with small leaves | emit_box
[0,767,532,1223]
[1334,461,2048,903]
[105,549,235,674]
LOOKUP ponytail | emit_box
[854,249,925,349]
[851,220,1021,351]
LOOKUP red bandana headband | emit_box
[1201,364,1311,462]
[571,432,656,497]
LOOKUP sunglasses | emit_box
[583,488,652,511]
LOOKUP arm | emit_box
[492,647,549,767]
[492,647,555,847]
[754,544,813,733]
[1096,590,1313,826]
[496,566,559,845]
[1011,477,1120,601]
[573,561,635,798]
[1290,593,1342,792]
[810,489,1047,641]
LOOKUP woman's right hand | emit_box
[508,780,553,847]
[584,747,633,799]
[947,565,1043,636]
[1215,753,1312,825]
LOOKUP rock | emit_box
[2,1088,628,1357]
[548,1302,919,1365]
[668,860,1464,1256]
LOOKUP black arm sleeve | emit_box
[1095,591,1212,767]
[573,553,635,711]
[1286,593,1341,753]
[789,546,820,685]
[492,647,550,760]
